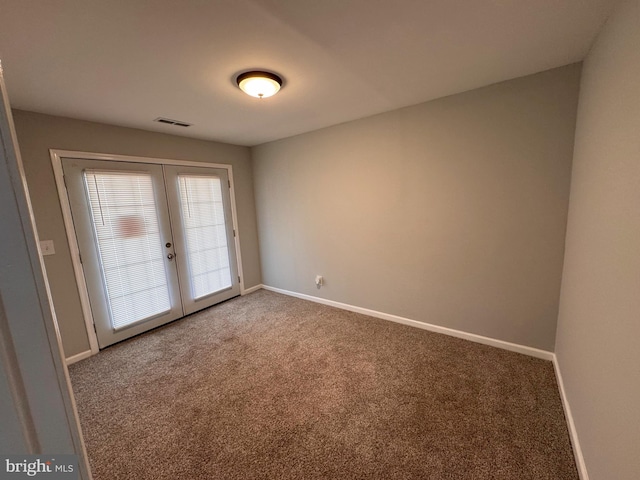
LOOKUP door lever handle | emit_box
[167,253,175,260]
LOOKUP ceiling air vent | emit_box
[153,117,192,127]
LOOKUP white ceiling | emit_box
[0,0,616,146]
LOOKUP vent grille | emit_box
[153,117,192,127]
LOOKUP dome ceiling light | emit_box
[236,71,283,99]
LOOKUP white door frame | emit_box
[50,149,247,358]
[0,62,92,477]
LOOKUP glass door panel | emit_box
[178,174,232,298]
[83,170,173,329]
[164,165,240,315]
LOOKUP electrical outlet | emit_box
[315,275,323,288]
[39,240,55,256]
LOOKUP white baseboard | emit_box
[65,349,93,366]
[553,356,589,480]
[260,285,554,361]
[242,284,263,295]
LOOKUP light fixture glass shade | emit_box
[237,71,282,98]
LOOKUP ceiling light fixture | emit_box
[236,71,283,99]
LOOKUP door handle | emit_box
[167,253,175,260]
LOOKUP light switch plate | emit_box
[39,240,55,256]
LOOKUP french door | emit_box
[62,157,240,348]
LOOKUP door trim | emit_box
[50,149,247,358]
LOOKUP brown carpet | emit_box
[69,290,578,479]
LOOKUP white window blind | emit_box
[84,170,172,330]
[178,175,232,299]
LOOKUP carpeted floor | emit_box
[69,290,578,479]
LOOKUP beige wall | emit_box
[555,0,640,478]
[12,110,262,357]
[252,64,581,351]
